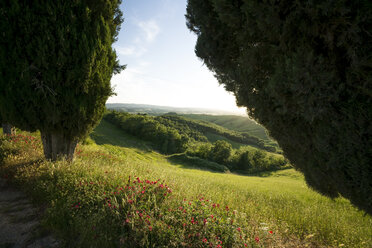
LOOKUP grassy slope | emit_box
[90,120,372,247]
[181,114,270,141]
[1,123,371,247]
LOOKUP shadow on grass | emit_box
[90,119,153,152]
[166,154,229,174]
[242,166,294,177]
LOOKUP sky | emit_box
[107,0,247,115]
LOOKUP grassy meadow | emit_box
[0,121,371,247]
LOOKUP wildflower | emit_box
[191,217,197,224]
[125,218,130,223]
[255,237,260,243]
[148,226,152,231]
[237,227,241,232]
[202,238,208,243]
[269,230,273,234]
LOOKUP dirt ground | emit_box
[0,179,60,248]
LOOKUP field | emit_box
[0,121,371,247]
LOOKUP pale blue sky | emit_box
[108,0,246,114]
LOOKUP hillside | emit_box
[181,114,270,141]
[103,111,287,175]
[1,124,371,247]
[104,111,279,151]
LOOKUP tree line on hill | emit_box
[104,110,288,174]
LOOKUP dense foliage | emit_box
[187,141,288,174]
[104,111,288,174]
[186,0,372,214]
[0,0,124,160]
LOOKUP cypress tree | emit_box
[0,0,124,161]
[186,0,372,214]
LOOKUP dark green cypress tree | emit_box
[186,0,372,214]
[0,0,124,160]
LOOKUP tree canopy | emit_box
[186,0,372,214]
[0,0,124,160]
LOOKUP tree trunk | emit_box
[41,131,77,162]
[2,123,14,135]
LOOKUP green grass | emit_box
[0,124,371,247]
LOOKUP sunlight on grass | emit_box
[1,129,371,247]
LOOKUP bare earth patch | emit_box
[0,179,59,248]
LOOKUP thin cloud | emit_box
[115,45,147,58]
[137,20,160,43]
[116,46,135,56]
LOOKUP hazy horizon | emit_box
[106,102,248,116]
